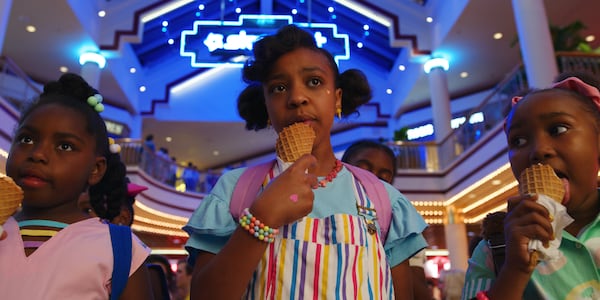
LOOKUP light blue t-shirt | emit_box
[183,166,428,267]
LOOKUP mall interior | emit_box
[0,0,599,283]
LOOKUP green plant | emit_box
[511,20,600,53]
[393,127,409,141]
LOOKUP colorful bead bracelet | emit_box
[239,208,279,243]
[476,290,490,300]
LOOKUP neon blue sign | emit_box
[180,15,350,68]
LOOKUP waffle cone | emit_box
[276,123,316,163]
[518,164,564,203]
[0,175,23,224]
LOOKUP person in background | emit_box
[141,134,156,176]
[342,139,432,300]
[174,258,193,300]
[183,24,427,299]
[146,254,177,299]
[182,162,199,192]
[462,73,600,299]
[0,73,152,299]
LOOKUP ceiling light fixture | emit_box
[98,10,106,18]
[460,72,469,78]
[26,25,36,33]
[445,163,512,206]
[334,0,391,27]
[141,0,195,23]
[423,57,449,74]
[79,52,106,69]
[59,66,68,73]
[493,32,503,40]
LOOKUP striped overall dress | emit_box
[242,171,395,299]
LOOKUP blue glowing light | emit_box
[423,57,449,73]
[79,52,106,69]
[180,14,350,68]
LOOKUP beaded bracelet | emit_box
[476,290,490,300]
[239,208,279,243]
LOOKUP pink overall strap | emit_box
[230,160,275,218]
[342,162,392,241]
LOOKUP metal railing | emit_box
[387,52,600,172]
[0,56,42,109]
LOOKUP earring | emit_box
[336,107,342,119]
[266,118,271,128]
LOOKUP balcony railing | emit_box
[0,55,42,109]
[387,52,600,172]
[117,52,600,185]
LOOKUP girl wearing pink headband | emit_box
[464,74,600,299]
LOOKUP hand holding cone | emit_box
[0,175,23,238]
[518,164,565,269]
[276,123,316,163]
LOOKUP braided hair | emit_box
[238,24,372,131]
[18,73,126,221]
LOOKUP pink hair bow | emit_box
[511,77,600,111]
[127,183,148,197]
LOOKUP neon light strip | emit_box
[132,224,188,237]
[464,203,508,224]
[134,201,189,222]
[134,215,186,230]
[141,0,195,23]
[334,0,392,27]
[296,22,350,62]
[462,180,517,213]
[180,14,350,67]
[444,163,512,206]
[180,15,294,68]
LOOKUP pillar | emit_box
[428,66,452,143]
[511,0,558,88]
[79,52,106,89]
[425,58,453,168]
[444,206,469,271]
[0,0,13,53]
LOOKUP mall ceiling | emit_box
[3,0,599,170]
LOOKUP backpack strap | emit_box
[230,160,275,218]
[342,163,392,241]
[230,160,392,241]
[109,223,132,300]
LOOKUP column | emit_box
[512,0,557,88]
[444,205,469,271]
[0,0,13,53]
[424,57,453,168]
[79,52,106,89]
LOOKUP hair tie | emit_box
[127,183,148,197]
[108,137,121,154]
[87,93,104,112]
[511,77,600,111]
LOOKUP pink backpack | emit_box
[229,160,392,241]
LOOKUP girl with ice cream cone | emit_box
[0,73,152,299]
[184,25,427,299]
[463,72,600,299]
